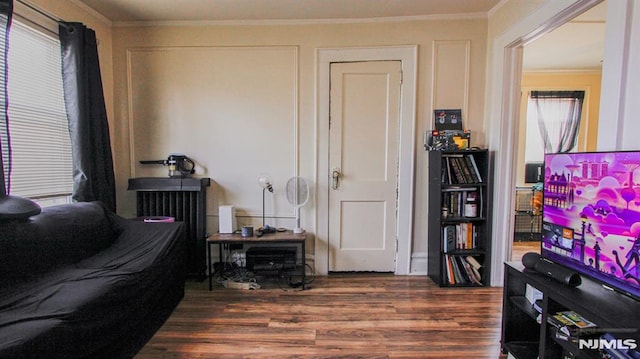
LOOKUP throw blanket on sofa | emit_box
[0,202,186,358]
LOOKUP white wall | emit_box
[111,19,489,273]
[597,0,640,150]
[128,46,298,221]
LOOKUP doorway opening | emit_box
[511,2,606,264]
[489,0,604,286]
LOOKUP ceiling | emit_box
[522,1,606,71]
[73,0,605,72]
[74,0,502,23]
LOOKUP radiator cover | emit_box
[128,177,211,278]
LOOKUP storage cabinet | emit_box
[501,262,640,359]
[427,149,492,287]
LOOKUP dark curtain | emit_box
[0,0,12,196]
[59,22,116,212]
[530,90,585,154]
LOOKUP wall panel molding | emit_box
[431,40,471,121]
[125,46,299,220]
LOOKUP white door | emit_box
[328,61,402,272]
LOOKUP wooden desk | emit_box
[207,230,306,290]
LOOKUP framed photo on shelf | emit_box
[434,109,463,131]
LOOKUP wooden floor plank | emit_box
[136,273,507,358]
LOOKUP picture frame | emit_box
[434,109,463,131]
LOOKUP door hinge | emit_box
[399,70,403,85]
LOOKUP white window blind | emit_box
[6,20,72,199]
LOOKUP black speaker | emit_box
[522,252,581,287]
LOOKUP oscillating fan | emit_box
[285,176,309,234]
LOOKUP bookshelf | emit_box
[501,262,640,359]
[427,149,492,287]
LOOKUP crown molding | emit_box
[112,12,489,28]
[67,0,113,27]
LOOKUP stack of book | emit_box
[441,153,483,185]
[444,255,482,285]
[442,187,483,218]
[443,223,479,251]
[548,310,598,341]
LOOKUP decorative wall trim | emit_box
[431,40,471,121]
[112,13,490,28]
[410,251,428,275]
[126,46,300,218]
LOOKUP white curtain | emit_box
[530,90,585,154]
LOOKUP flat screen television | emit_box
[541,151,640,300]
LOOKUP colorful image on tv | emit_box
[542,151,640,299]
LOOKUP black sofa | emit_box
[0,201,186,358]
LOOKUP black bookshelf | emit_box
[501,262,640,359]
[427,149,492,287]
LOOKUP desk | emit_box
[207,230,306,290]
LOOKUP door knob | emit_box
[332,167,342,190]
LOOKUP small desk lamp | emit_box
[258,174,273,228]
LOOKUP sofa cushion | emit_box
[0,202,120,283]
[0,216,185,358]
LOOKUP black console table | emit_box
[128,177,211,278]
[501,261,640,358]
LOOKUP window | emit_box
[6,19,72,206]
[525,90,585,163]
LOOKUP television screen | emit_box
[541,151,640,299]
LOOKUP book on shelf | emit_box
[548,310,598,338]
[444,255,483,285]
[456,222,474,249]
[441,153,483,185]
[464,155,481,183]
[449,156,467,184]
[441,188,480,218]
[442,222,480,250]
[457,157,475,184]
[467,154,482,182]
[457,257,471,284]
[465,255,482,270]
[533,300,543,315]
[525,283,543,306]
[445,254,455,285]
[459,256,482,285]
[443,225,456,252]
[450,255,463,283]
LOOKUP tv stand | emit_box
[501,262,640,358]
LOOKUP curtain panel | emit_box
[59,22,116,212]
[530,90,585,154]
[0,0,12,195]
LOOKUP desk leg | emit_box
[207,241,212,291]
[301,240,306,290]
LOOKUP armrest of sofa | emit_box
[0,201,121,283]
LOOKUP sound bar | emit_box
[522,252,582,287]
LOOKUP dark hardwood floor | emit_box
[136,273,506,358]
[511,240,540,264]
